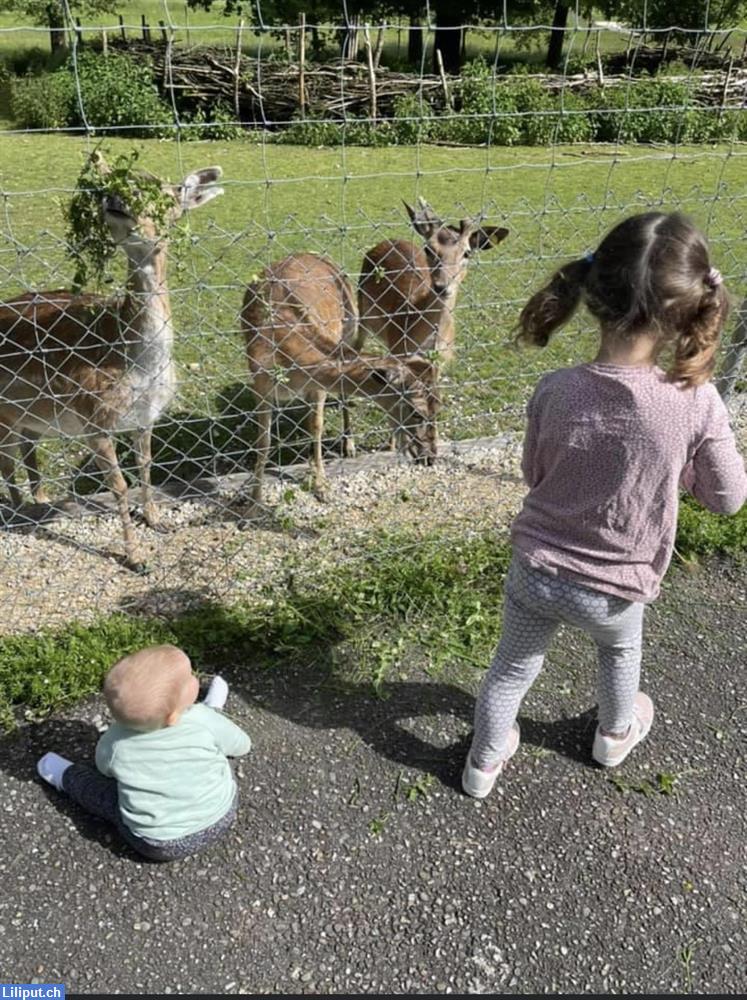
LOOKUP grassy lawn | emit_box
[0,136,745,480]
[0,6,654,68]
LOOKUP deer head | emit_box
[100,160,224,264]
[374,356,441,466]
[403,197,509,297]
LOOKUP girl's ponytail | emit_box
[516,257,593,347]
[669,281,730,387]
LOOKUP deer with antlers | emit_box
[0,160,224,570]
[240,252,439,506]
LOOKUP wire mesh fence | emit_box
[0,5,745,634]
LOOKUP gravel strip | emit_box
[0,393,744,636]
[0,435,525,635]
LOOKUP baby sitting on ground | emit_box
[37,644,251,861]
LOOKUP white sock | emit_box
[203,675,229,710]
[37,752,73,791]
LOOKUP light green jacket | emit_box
[95,703,251,841]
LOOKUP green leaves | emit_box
[64,147,175,291]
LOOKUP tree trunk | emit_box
[432,14,462,74]
[408,16,423,66]
[46,1,66,53]
[546,3,569,69]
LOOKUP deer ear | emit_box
[177,166,224,211]
[90,150,111,175]
[469,226,509,251]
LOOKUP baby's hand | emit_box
[203,675,229,710]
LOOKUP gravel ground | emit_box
[0,434,524,635]
[0,395,744,636]
[1,560,745,994]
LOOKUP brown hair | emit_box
[517,211,730,387]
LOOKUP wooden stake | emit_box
[364,24,377,121]
[141,14,151,44]
[159,19,168,44]
[234,18,244,118]
[298,13,306,117]
[719,54,734,120]
[373,23,385,69]
[436,47,451,110]
[119,14,126,43]
[102,28,108,56]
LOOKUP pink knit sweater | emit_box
[511,362,747,602]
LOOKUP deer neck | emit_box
[121,246,173,367]
[408,283,457,360]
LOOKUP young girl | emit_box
[37,645,251,860]
[462,211,747,798]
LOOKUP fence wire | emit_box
[0,6,745,634]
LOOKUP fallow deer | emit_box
[0,162,224,570]
[240,252,439,506]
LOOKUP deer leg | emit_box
[0,429,23,509]
[19,432,49,503]
[91,434,143,571]
[251,400,272,505]
[133,427,161,529]
[341,399,356,459]
[307,390,328,500]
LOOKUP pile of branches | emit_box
[122,41,450,123]
[115,39,747,126]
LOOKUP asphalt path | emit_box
[1,559,745,994]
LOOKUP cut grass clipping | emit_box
[1,500,744,732]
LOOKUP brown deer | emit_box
[0,162,224,570]
[347,199,508,453]
[240,252,439,506]
[357,198,509,362]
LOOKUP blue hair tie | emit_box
[584,251,595,264]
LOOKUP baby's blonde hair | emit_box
[103,644,191,730]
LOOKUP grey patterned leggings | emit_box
[471,556,644,769]
[61,765,238,861]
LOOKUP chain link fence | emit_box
[0,7,745,633]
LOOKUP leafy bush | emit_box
[443,59,521,146]
[391,92,432,144]
[509,77,555,145]
[554,90,594,143]
[278,115,393,147]
[11,50,172,135]
[72,51,172,135]
[178,103,245,141]
[10,69,76,130]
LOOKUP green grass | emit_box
[0,527,511,728]
[0,6,617,65]
[0,135,745,485]
[0,499,744,728]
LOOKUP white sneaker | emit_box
[462,723,520,799]
[203,675,229,710]
[592,692,654,767]
[37,752,73,791]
